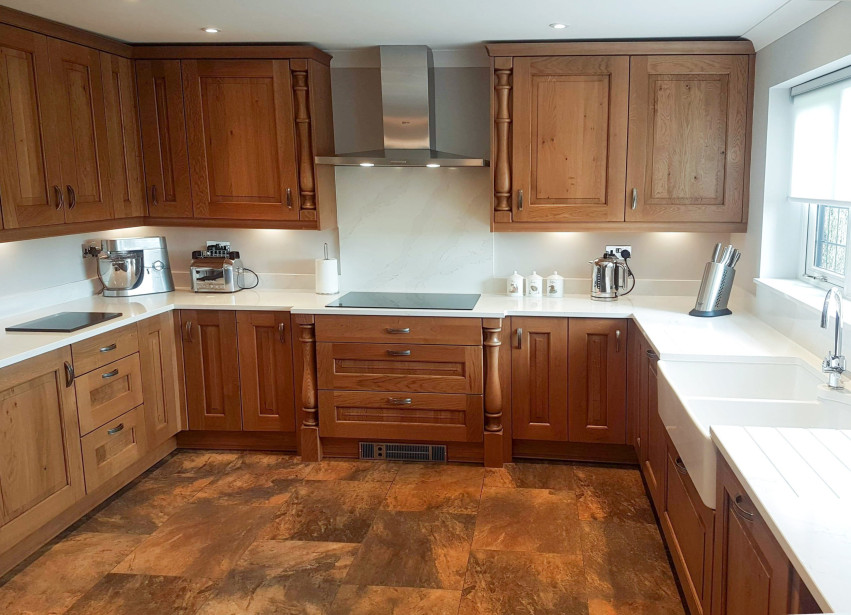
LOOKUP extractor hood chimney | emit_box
[315,46,489,167]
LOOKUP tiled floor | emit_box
[0,451,686,615]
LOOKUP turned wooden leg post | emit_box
[295,314,321,461]
[483,319,506,467]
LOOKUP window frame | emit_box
[800,201,851,294]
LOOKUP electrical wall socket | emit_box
[606,245,633,257]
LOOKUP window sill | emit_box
[754,277,849,320]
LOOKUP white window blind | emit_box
[790,76,851,203]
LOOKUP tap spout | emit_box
[821,287,844,358]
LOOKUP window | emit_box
[804,203,850,286]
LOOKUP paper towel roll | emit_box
[315,258,339,294]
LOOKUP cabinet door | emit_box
[180,310,241,431]
[100,53,145,218]
[636,337,652,463]
[568,318,627,443]
[645,351,666,508]
[511,56,629,223]
[626,55,750,223]
[712,455,794,615]
[136,59,193,217]
[47,38,113,223]
[182,59,300,221]
[510,317,568,441]
[138,313,183,447]
[0,348,84,550]
[0,25,63,228]
[236,311,296,432]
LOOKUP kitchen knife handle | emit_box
[631,188,638,210]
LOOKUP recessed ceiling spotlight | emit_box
[426,163,441,168]
[202,27,220,33]
[549,23,568,29]
[359,162,375,167]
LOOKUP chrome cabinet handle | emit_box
[646,349,659,361]
[67,185,76,210]
[517,189,523,211]
[151,184,158,207]
[732,495,756,521]
[631,187,638,210]
[675,458,688,475]
[286,187,292,209]
[184,321,193,343]
[107,423,125,435]
[387,397,413,405]
[386,349,411,356]
[385,327,411,334]
[99,343,117,353]
[278,322,286,343]
[54,185,64,210]
[64,361,75,388]
[616,329,621,352]
[516,327,523,349]
[101,368,119,379]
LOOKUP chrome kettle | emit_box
[590,251,629,301]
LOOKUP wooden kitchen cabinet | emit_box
[180,310,242,431]
[237,311,296,432]
[510,317,569,441]
[645,346,666,508]
[626,55,750,224]
[138,313,183,447]
[182,59,301,221]
[510,56,629,223]
[0,348,85,552]
[80,405,147,493]
[47,38,113,224]
[567,318,627,443]
[0,25,64,229]
[100,52,146,218]
[136,59,193,218]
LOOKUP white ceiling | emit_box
[0,0,839,53]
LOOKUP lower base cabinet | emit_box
[138,312,184,447]
[80,405,148,493]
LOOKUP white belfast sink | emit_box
[657,359,851,508]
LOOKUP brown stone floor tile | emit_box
[587,598,686,615]
[330,585,461,615]
[146,450,241,481]
[472,487,582,554]
[64,573,216,614]
[260,480,388,543]
[76,477,212,535]
[113,502,274,579]
[345,510,476,590]
[383,462,484,514]
[0,532,144,615]
[195,540,358,615]
[484,462,575,491]
[306,460,400,482]
[192,453,309,507]
[581,520,681,604]
[573,465,655,523]
[458,549,588,615]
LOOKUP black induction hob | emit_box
[5,312,123,333]
[325,292,481,310]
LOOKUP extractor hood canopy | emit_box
[315,45,489,167]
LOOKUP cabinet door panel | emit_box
[183,59,300,220]
[0,25,63,228]
[47,39,112,223]
[626,55,749,223]
[138,313,183,447]
[181,310,241,431]
[237,311,296,432]
[136,59,193,217]
[101,52,145,218]
[568,318,627,443]
[511,317,568,441]
[512,56,629,222]
[645,354,665,508]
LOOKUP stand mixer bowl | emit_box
[97,251,143,291]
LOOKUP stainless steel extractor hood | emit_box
[315,46,488,167]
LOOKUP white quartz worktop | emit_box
[712,425,851,614]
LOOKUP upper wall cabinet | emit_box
[488,42,754,232]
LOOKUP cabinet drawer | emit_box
[81,405,147,493]
[319,391,483,443]
[72,324,139,374]
[75,354,144,435]
[317,343,482,394]
[315,315,482,345]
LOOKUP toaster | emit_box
[190,251,243,293]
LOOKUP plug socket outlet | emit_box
[605,245,633,258]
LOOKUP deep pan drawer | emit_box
[75,354,145,435]
[317,343,483,394]
[318,391,483,443]
[315,315,483,346]
[72,324,139,374]
[80,405,147,493]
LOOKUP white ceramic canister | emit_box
[526,271,543,297]
[546,271,564,298]
[507,271,524,297]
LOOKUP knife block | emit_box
[689,261,735,317]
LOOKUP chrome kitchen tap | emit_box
[821,287,846,389]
